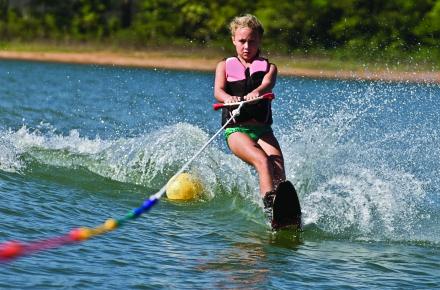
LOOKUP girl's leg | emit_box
[257,132,285,188]
[227,132,274,195]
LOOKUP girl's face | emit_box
[232,27,261,62]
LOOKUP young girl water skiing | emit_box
[214,14,301,229]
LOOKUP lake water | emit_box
[0,59,439,289]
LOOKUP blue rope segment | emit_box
[133,197,158,218]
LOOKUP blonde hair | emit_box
[229,14,264,37]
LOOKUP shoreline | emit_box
[0,50,439,84]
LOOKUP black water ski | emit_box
[272,180,302,230]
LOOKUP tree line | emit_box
[0,0,439,58]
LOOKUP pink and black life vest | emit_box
[222,57,273,126]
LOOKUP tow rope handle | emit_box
[213,92,275,111]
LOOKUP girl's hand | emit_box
[244,92,260,102]
[224,96,240,104]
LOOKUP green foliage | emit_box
[414,0,440,45]
[0,0,438,62]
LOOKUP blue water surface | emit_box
[0,59,439,289]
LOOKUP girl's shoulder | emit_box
[216,58,228,66]
[215,59,226,73]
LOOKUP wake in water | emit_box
[277,81,438,244]
[0,131,23,173]
[0,123,260,202]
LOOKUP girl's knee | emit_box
[268,155,285,178]
[253,155,272,172]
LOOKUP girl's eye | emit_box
[238,39,256,45]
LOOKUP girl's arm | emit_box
[214,61,240,104]
[244,63,277,100]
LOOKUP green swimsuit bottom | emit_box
[224,125,272,142]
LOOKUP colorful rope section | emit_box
[0,196,158,261]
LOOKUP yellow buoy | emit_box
[166,173,203,201]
